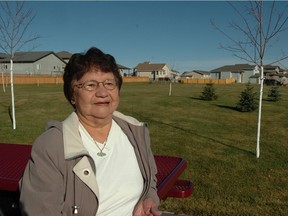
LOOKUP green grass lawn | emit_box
[0,82,287,215]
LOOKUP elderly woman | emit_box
[19,47,161,216]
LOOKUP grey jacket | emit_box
[19,111,159,216]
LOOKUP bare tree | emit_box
[211,0,288,158]
[0,1,41,129]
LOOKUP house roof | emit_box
[181,70,210,77]
[56,51,130,69]
[0,53,8,59]
[263,65,279,70]
[180,71,193,78]
[117,64,130,70]
[0,51,129,70]
[134,61,166,72]
[0,51,66,64]
[56,51,73,59]
[211,63,284,74]
[171,69,180,74]
[193,70,210,75]
[211,64,255,73]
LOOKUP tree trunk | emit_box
[256,66,264,158]
[10,59,16,129]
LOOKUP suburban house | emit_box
[210,64,258,83]
[180,70,210,79]
[133,61,176,81]
[0,53,6,59]
[210,63,287,84]
[263,65,283,79]
[117,64,131,77]
[0,50,131,77]
[55,51,131,76]
[57,51,73,63]
[0,51,67,75]
[171,69,181,80]
[262,65,288,85]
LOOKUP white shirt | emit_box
[79,120,143,216]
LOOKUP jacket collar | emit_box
[62,111,146,160]
[63,112,88,160]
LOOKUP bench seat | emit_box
[166,179,194,198]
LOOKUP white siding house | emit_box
[210,64,257,83]
[181,70,210,79]
[210,64,285,84]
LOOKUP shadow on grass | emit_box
[263,98,279,102]
[8,104,13,125]
[189,97,240,111]
[215,104,239,111]
[137,112,255,157]
[0,103,13,125]
[189,97,204,101]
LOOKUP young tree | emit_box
[0,1,41,129]
[211,0,288,158]
[267,86,281,102]
[200,83,218,101]
[236,84,258,112]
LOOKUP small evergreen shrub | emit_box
[200,83,218,101]
[267,86,281,102]
[236,84,258,112]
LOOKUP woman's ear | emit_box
[71,97,75,105]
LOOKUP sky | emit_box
[10,1,288,72]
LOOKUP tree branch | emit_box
[0,1,41,56]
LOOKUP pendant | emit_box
[97,152,106,157]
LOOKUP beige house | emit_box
[133,61,176,81]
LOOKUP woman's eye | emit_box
[86,83,97,89]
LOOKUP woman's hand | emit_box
[133,197,162,216]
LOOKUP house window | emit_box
[36,64,41,70]
[1,64,8,70]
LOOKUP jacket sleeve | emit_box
[144,126,160,205]
[19,127,66,216]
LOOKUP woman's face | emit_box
[72,68,120,124]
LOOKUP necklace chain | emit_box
[79,122,110,157]
[94,139,108,157]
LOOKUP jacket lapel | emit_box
[73,156,99,197]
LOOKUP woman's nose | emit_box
[95,83,109,97]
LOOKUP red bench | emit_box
[0,143,193,215]
[155,155,193,200]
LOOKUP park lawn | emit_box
[0,82,287,215]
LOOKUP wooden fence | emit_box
[0,74,235,85]
[179,77,236,84]
[0,74,150,85]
